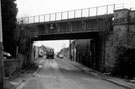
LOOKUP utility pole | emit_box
[62,42,65,57]
[69,40,71,60]
[0,0,5,89]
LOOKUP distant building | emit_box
[33,45,54,59]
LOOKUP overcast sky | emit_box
[16,0,134,52]
[16,0,135,17]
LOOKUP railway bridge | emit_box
[17,4,123,40]
[17,3,135,71]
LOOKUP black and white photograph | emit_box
[0,0,135,89]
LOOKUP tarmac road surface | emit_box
[21,57,127,89]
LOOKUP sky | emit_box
[16,0,135,17]
[33,40,69,53]
[16,0,135,52]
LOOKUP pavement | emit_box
[63,58,135,89]
[5,57,135,89]
[5,63,38,89]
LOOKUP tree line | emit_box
[1,0,18,57]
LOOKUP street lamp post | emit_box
[0,0,5,89]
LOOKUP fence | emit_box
[17,3,124,24]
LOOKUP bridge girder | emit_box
[21,14,113,41]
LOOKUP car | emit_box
[3,51,12,59]
[58,54,64,59]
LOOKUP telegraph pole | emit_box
[0,0,5,88]
[69,40,71,60]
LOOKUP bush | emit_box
[112,47,135,79]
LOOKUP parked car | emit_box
[3,51,12,59]
[57,54,64,59]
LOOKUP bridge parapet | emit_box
[17,4,124,24]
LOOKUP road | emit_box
[21,57,126,89]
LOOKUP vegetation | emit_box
[112,47,135,79]
[17,26,31,55]
[106,27,135,79]
[1,0,18,57]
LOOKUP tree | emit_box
[1,0,18,57]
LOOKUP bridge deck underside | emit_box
[32,32,99,41]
